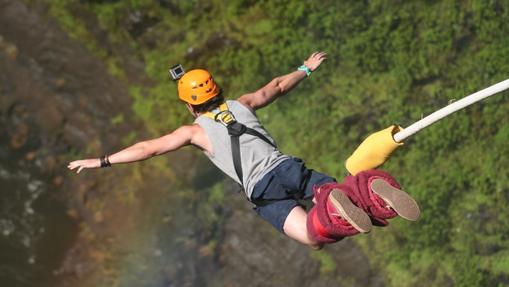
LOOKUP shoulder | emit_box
[187,123,203,133]
[170,124,205,146]
[187,123,207,137]
[237,93,255,109]
[171,124,202,138]
[187,123,211,151]
[230,99,257,115]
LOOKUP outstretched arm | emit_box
[68,125,197,173]
[238,51,327,110]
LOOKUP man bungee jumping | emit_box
[68,52,420,249]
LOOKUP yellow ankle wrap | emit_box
[345,125,404,175]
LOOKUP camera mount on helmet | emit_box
[169,64,185,80]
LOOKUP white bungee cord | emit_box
[393,78,509,143]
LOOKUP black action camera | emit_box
[169,64,185,80]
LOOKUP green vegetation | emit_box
[310,249,337,275]
[43,0,509,286]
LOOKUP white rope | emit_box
[393,78,509,143]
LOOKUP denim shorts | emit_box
[251,157,336,233]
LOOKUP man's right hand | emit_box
[68,158,101,173]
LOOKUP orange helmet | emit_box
[178,69,220,105]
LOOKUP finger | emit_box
[317,52,327,59]
[69,160,81,167]
[317,53,327,60]
[311,52,318,58]
[77,166,84,174]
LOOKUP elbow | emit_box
[135,141,154,159]
[278,84,288,95]
[275,78,288,94]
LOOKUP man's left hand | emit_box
[304,51,327,71]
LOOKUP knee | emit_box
[308,242,324,250]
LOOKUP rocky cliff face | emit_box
[0,0,138,285]
[0,1,384,286]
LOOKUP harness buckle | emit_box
[214,110,237,127]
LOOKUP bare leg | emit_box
[283,206,323,250]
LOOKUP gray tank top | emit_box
[194,100,289,198]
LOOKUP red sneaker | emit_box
[327,189,372,233]
[370,178,420,221]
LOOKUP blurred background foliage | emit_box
[41,0,509,285]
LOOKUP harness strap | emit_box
[229,133,243,185]
[203,103,230,123]
[251,190,311,207]
[244,128,275,147]
[203,103,276,186]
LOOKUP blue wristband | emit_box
[298,65,312,77]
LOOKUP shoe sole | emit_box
[370,178,420,221]
[329,189,372,233]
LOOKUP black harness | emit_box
[204,103,310,207]
[205,103,276,187]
